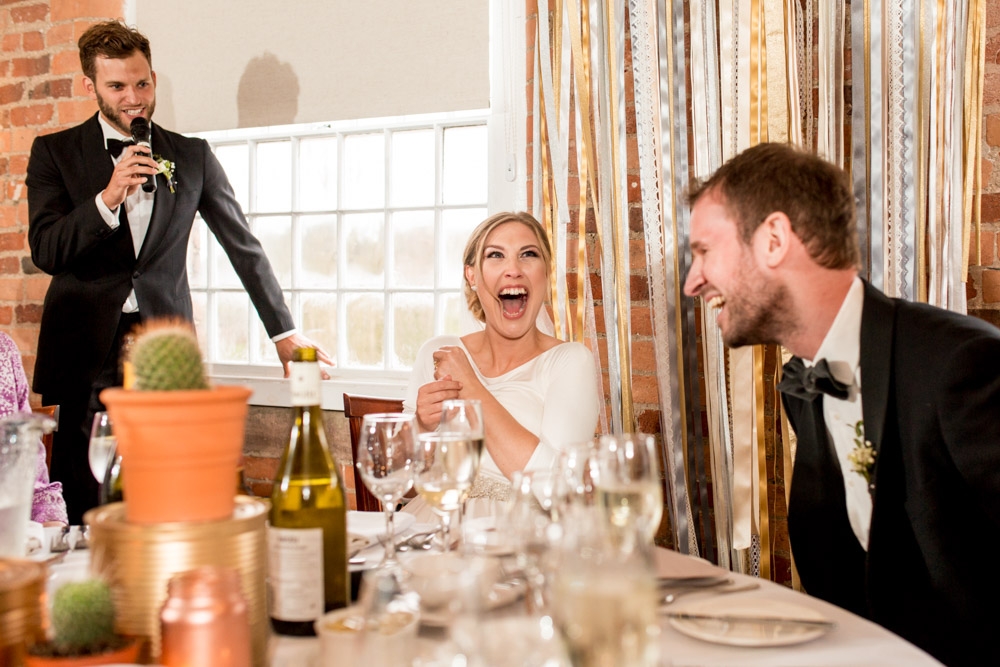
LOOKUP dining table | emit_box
[267,514,943,667]
[37,514,942,667]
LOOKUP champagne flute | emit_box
[88,412,117,483]
[414,431,482,551]
[437,399,483,544]
[355,413,417,567]
[591,434,663,555]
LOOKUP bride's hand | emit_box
[415,378,461,431]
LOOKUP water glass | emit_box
[0,413,54,557]
[355,413,417,567]
[413,431,481,551]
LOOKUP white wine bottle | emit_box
[268,347,348,636]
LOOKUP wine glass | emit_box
[413,430,482,551]
[88,412,117,482]
[437,399,483,542]
[505,470,566,612]
[355,413,418,567]
[591,434,663,555]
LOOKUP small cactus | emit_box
[129,318,209,391]
[50,579,117,654]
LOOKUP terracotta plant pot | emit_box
[100,385,253,524]
[25,637,141,666]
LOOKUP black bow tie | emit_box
[106,138,135,158]
[777,357,850,401]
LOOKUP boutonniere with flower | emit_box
[153,154,177,193]
[848,419,876,489]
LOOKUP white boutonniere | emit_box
[153,155,177,193]
[848,419,876,489]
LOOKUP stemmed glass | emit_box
[437,399,483,543]
[591,434,663,555]
[413,429,482,551]
[355,413,418,568]
[88,411,117,485]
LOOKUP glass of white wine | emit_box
[88,411,117,483]
[591,434,663,555]
[355,413,417,568]
[413,430,482,551]
[437,399,483,546]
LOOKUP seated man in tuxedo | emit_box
[682,142,1000,666]
[26,20,331,524]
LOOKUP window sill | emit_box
[206,364,409,411]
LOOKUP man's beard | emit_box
[721,261,791,349]
[96,90,155,137]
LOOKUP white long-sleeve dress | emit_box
[401,335,601,521]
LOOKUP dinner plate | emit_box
[668,596,832,647]
[347,510,416,538]
[419,579,526,628]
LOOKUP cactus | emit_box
[129,318,209,391]
[50,579,117,654]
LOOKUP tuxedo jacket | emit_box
[783,280,1000,666]
[26,113,293,397]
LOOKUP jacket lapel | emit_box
[859,281,894,455]
[83,114,116,202]
[135,123,177,266]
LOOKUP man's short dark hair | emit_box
[687,142,860,270]
[78,20,152,82]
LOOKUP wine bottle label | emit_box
[267,526,325,621]
[289,361,321,406]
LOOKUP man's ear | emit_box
[757,211,793,268]
[82,76,96,100]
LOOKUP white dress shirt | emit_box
[807,277,872,549]
[94,114,153,314]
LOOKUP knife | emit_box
[664,611,836,629]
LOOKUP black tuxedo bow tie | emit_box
[106,138,135,158]
[778,357,850,401]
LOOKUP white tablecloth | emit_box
[271,545,941,667]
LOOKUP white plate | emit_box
[347,510,416,539]
[419,579,525,628]
[668,596,832,647]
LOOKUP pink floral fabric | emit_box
[0,332,67,524]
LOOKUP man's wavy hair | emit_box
[686,142,860,270]
[78,20,152,82]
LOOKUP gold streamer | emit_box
[961,0,985,281]
[753,344,770,581]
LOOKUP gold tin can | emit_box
[85,496,269,666]
[0,558,46,666]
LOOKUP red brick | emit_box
[0,82,24,105]
[631,373,660,405]
[22,31,43,51]
[10,103,53,126]
[0,158,7,176]
[2,33,20,52]
[984,193,1000,225]
[0,278,22,301]
[50,78,72,98]
[967,278,979,302]
[0,207,16,228]
[981,230,997,266]
[0,257,18,274]
[984,269,1000,303]
[51,0,122,21]
[10,4,47,23]
[987,114,1000,147]
[243,454,279,481]
[15,303,42,324]
[57,98,96,124]
[984,157,995,188]
[11,127,38,153]
[11,55,48,77]
[24,275,51,301]
[0,232,25,252]
[51,49,79,76]
[47,23,74,47]
[0,307,12,326]
[8,155,27,177]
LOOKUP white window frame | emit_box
[195,0,525,409]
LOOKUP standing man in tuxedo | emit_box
[26,21,331,524]
[682,142,1000,666]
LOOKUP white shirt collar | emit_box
[98,113,153,149]
[808,276,864,388]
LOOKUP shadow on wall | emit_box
[238,52,299,128]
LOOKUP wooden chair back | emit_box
[342,393,404,512]
[32,405,59,472]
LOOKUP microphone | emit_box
[130,117,157,193]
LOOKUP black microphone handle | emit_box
[135,140,157,193]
